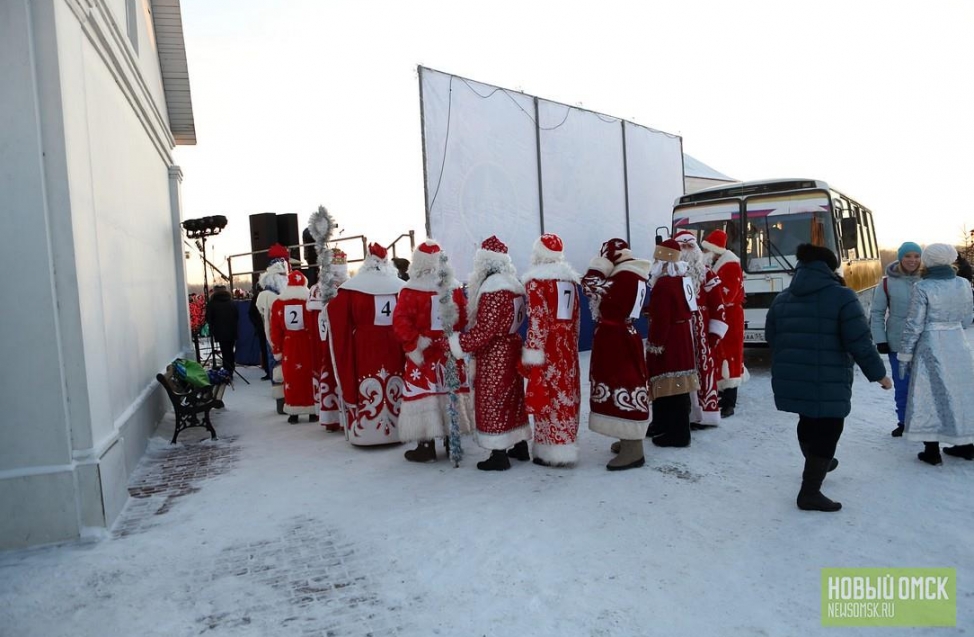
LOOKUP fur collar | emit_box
[611,258,652,280]
[469,271,524,324]
[340,270,405,296]
[522,261,580,284]
[278,285,309,302]
[404,276,460,293]
[711,250,740,272]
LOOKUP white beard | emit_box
[680,246,708,289]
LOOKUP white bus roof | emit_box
[675,178,831,206]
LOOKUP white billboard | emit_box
[419,67,683,280]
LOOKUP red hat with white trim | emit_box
[701,229,727,254]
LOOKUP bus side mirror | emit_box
[840,217,859,251]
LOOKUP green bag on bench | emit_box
[174,358,211,388]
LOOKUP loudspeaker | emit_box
[276,214,300,263]
[250,212,278,273]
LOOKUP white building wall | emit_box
[0,0,188,549]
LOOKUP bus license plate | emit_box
[744,331,765,342]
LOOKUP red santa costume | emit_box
[270,270,318,422]
[307,248,349,431]
[701,229,746,417]
[448,236,529,472]
[521,234,581,467]
[581,238,652,471]
[673,230,728,428]
[327,243,405,446]
[256,244,291,410]
[645,239,700,448]
[392,240,474,462]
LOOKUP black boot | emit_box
[720,388,737,418]
[507,440,530,461]
[309,414,318,423]
[891,423,904,437]
[645,421,665,438]
[404,440,437,463]
[796,457,842,512]
[918,442,942,466]
[477,450,511,471]
[943,444,974,460]
[287,414,299,424]
[799,441,838,472]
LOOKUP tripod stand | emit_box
[186,220,250,386]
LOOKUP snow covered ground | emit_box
[2,332,972,636]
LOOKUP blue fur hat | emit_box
[897,241,922,261]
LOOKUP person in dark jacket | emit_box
[765,244,892,512]
[248,289,271,379]
[206,285,239,373]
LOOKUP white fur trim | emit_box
[589,412,648,440]
[477,272,525,296]
[612,258,653,279]
[721,360,730,380]
[717,377,743,390]
[397,393,474,443]
[522,261,580,284]
[278,286,309,302]
[404,277,459,293]
[897,354,913,364]
[711,249,740,272]
[701,240,727,255]
[531,241,564,264]
[407,348,424,366]
[532,442,579,465]
[273,353,283,362]
[475,423,532,451]
[709,319,729,338]
[448,333,465,359]
[415,335,432,352]
[522,348,545,366]
[693,409,721,427]
[407,248,441,281]
[339,270,405,295]
[284,403,317,415]
[588,256,614,277]
[272,366,283,382]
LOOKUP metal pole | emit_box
[534,96,545,234]
[418,66,432,238]
[621,120,631,245]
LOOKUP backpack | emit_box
[174,358,211,388]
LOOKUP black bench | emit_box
[156,365,220,444]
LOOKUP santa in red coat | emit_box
[701,229,746,418]
[270,270,318,423]
[392,239,473,463]
[581,238,652,471]
[645,239,700,448]
[327,243,405,446]
[521,233,581,467]
[449,236,529,472]
[307,248,349,432]
[673,230,728,428]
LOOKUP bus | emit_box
[670,178,882,345]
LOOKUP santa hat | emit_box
[701,230,727,255]
[286,270,307,287]
[653,239,682,263]
[673,230,699,250]
[532,233,564,263]
[368,243,388,260]
[410,239,442,276]
[268,243,290,261]
[481,235,508,254]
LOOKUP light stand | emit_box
[182,216,249,385]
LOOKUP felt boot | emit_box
[796,457,842,512]
[477,449,511,472]
[606,440,645,471]
[404,440,437,463]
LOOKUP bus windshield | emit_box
[744,193,836,273]
[672,200,743,257]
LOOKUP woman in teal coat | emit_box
[766,244,892,512]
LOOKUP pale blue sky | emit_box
[175,0,974,274]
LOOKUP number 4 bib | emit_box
[374,295,397,326]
